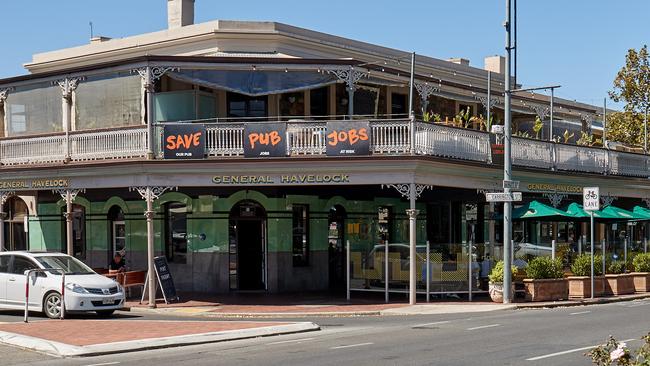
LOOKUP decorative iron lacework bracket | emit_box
[54,77,83,99]
[326,66,367,93]
[53,188,86,203]
[530,104,550,120]
[580,113,595,130]
[543,192,568,208]
[601,194,617,207]
[0,191,15,206]
[643,198,650,209]
[474,94,500,111]
[132,66,179,88]
[0,87,13,103]
[413,81,439,106]
[381,183,432,200]
[130,186,177,201]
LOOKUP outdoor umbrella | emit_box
[600,205,642,221]
[511,200,573,220]
[564,203,633,221]
[632,206,650,220]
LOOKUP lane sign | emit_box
[485,192,522,202]
[583,187,600,211]
[503,180,520,189]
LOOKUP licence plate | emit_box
[102,298,114,305]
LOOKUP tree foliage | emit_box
[606,111,644,145]
[610,45,650,113]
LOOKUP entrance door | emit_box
[328,205,347,290]
[229,201,267,291]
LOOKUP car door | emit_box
[0,255,10,305]
[6,255,40,309]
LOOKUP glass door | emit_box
[112,221,126,254]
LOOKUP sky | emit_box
[2,0,649,109]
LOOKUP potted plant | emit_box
[631,253,650,293]
[488,261,518,303]
[568,254,606,298]
[605,260,635,295]
[523,257,568,301]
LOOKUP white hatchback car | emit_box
[0,251,125,318]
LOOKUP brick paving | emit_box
[0,320,288,346]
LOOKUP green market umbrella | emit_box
[601,205,641,221]
[564,202,634,221]
[633,206,650,220]
[512,200,572,220]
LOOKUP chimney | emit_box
[167,0,195,29]
[447,57,470,66]
[484,55,505,74]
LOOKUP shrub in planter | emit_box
[523,257,568,302]
[568,254,606,298]
[605,260,635,295]
[488,261,518,303]
[632,253,650,293]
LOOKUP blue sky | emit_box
[2,0,649,109]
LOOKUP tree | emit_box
[609,45,650,148]
[610,45,650,114]
[605,111,644,146]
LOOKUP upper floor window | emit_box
[227,93,267,118]
[6,83,62,137]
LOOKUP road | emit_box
[1,300,650,366]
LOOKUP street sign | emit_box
[583,187,600,211]
[485,192,522,202]
[503,180,520,189]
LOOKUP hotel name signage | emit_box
[0,178,70,190]
[212,174,350,185]
[526,183,582,193]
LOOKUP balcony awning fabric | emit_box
[512,200,573,220]
[167,70,338,96]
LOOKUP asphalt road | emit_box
[2,300,650,366]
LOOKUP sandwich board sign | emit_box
[583,187,600,211]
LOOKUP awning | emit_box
[167,69,338,96]
[512,200,573,220]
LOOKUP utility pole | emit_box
[502,0,513,304]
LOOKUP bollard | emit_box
[346,240,350,301]
[624,238,628,273]
[551,240,556,261]
[426,240,430,303]
[384,240,389,304]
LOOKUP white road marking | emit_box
[466,324,500,331]
[82,362,120,366]
[266,337,315,345]
[569,310,591,315]
[412,320,450,328]
[330,342,374,350]
[526,338,636,361]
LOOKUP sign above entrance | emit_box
[326,121,370,156]
[244,123,287,158]
[212,174,351,186]
[485,192,522,202]
[0,178,69,190]
[583,187,600,211]
[163,124,206,159]
[526,183,582,194]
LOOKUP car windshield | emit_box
[35,256,95,275]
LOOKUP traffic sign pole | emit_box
[583,187,599,300]
[590,211,594,299]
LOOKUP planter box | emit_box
[605,274,635,295]
[568,276,606,299]
[632,272,650,293]
[523,278,568,302]
[488,282,515,303]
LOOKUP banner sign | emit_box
[326,121,371,156]
[244,123,287,158]
[163,124,206,159]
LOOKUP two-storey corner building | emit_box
[0,0,645,297]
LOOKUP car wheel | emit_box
[96,310,115,318]
[43,292,62,319]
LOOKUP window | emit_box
[4,197,28,251]
[279,92,304,118]
[11,256,38,275]
[377,206,392,244]
[227,93,267,118]
[391,93,407,116]
[0,256,10,273]
[108,206,125,255]
[164,203,187,264]
[292,205,309,266]
[310,87,329,118]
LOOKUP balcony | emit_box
[0,119,648,180]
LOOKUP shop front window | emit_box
[164,202,187,264]
[292,205,309,266]
[4,197,28,251]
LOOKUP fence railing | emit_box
[2,119,650,181]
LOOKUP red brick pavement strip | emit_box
[0,320,288,346]
[208,304,409,313]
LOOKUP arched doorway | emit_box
[328,205,347,290]
[229,200,267,291]
[4,197,28,251]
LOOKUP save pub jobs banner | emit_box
[163,124,206,159]
[244,123,287,157]
[326,121,370,156]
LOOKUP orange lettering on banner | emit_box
[248,131,282,149]
[327,128,369,146]
[166,132,203,150]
